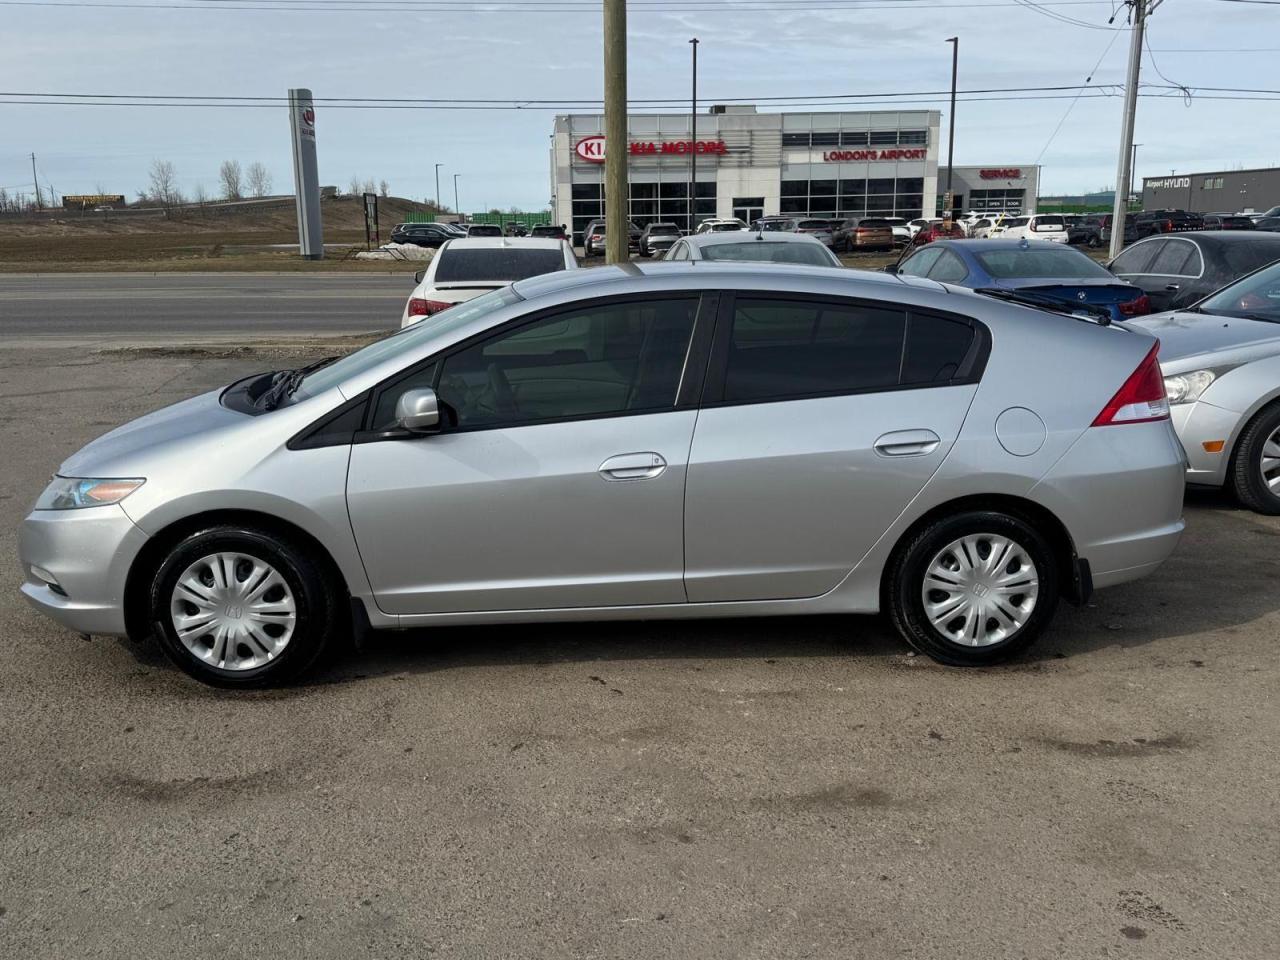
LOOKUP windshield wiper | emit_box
[973,287,1112,326]
[259,355,340,410]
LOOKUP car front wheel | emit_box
[147,525,344,687]
[885,511,1059,665]
[1230,401,1280,514]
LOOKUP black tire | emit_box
[1229,401,1280,514]
[885,511,1059,666]
[147,525,345,687]
[1087,234,1101,249]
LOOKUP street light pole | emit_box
[603,0,629,263]
[1109,0,1148,258]
[434,163,442,211]
[945,37,958,220]
[690,37,699,234]
[453,173,461,218]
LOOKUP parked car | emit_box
[1201,214,1255,231]
[750,217,799,233]
[999,214,1069,244]
[582,219,642,256]
[464,223,503,238]
[1133,209,1204,238]
[1251,205,1280,223]
[640,221,682,257]
[1253,217,1280,233]
[663,231,842,266]
[969,215,1014,240]
[18,261,1184,686]
[1127,259,1280,513]
[794,218,836,247]
[833,218,894,252]
[504,222,529,237]
[1069,214,1138,249]
[389,222,458,248]
[890,238,1152,321]
[530,224,569,240]
[694,218,748,234]
[1106,231,1280,312]
[401,237,576,326]
[880,216,912,247]
[912,221,967,245]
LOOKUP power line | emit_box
[0,0,1119,8]
[1035,27,1123,163]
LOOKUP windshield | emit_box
[975,248,1113,280]
[434,249,565,283]
[797,220,829,230]
[296,287,523,398]
[1198,260,1280,323]
[711,222,743,231]
[467,225,502,236]
[700,241,836,266]
[649,223,679,234]
[757,220,792,232]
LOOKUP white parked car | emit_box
[402,238,576,327]
[694,218,748,234]
[997,214,1069,244]
[881,216,912,246]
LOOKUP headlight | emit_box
[35,476,145,510]
[1163,370,1217,405]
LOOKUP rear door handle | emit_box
[1164,283,1180,292]
[599,452,667,481]
[874,429,941,457]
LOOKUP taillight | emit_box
[1117,293,1152,317]
[408,298,452,317]
[1091,342,1169,426]
[590,233,603,241]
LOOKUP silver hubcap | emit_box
[921,534,1039,647]
[1260,428,1280,491]
[169,552,296,671]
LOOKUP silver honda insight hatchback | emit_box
[19,263,1186,686]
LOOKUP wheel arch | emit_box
[880,493,1086,607]
[123,508,352,641]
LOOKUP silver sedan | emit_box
[1128,257,1280,513]
[664,230,842,266]
[20,263,1184,686]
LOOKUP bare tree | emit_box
[378,179,390,198]
[193,182,209,206]
[148,159,181,207]
[348,175,362,197]
[362,178,377,196]
[218,160,243,200]
[246,162,272,198]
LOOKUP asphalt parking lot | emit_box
[2,340,1279,959]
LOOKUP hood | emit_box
[60,387,247,477]
[1126,311,1280,364]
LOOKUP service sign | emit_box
[574,136,729,164]
[980,168,1023,180]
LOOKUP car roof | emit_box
[933,238,1079,251]
[440,237,568,251]
[684,231,828,248]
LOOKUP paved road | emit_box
[0,273,410,342]
[2,344,1279,959]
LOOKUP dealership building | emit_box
[550,106,1040,240]
[1142,166,1280,215]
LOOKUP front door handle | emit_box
[1165,283,1180,292]
[874,429,941,457]
[599,452,667,481]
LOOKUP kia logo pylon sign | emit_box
[575,135,606,163]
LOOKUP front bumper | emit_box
[1170,399,1242,487]
[18,504,149,635]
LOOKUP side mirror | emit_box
[413,269,426,284]
[395,387,441,433]
[883,264,899,275]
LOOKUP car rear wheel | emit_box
[886,511,1059,665]
[1229,401,1280,515]
[147,525,344,687]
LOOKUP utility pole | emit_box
[31,153,40,209]
[1109,0,1151,258]
[434,163,442,211]
[945,38,958,220]
[453,173,461,217]
[689,37,699,234]
[603,0,628,263]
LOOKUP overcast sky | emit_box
[1,0,1275,210]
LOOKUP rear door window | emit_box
[902,314,978,384]
[1148,239,1197,276]
[927,250,969,283]
[721,298,906,403]
[899,247,942,278]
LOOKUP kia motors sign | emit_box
[574,136,729,164]
[980,168,1023,180]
